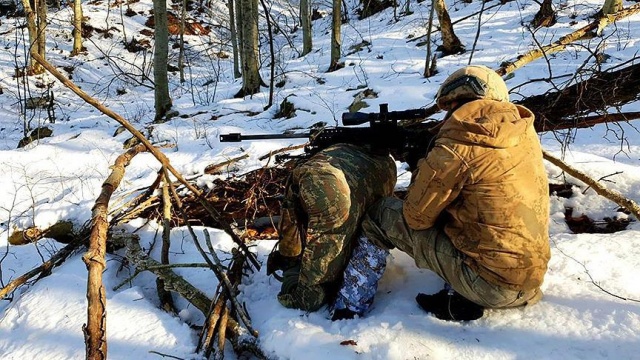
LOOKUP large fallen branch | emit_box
[543,150,640,221]
[496,4,640,76]
[82,142,148,360]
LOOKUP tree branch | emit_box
[542,150,640,221]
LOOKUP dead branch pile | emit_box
[110,165,291,239]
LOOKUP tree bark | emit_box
[178,0,187,83]
[329,0,342,71]
[259,0,275,109]
[531,0,556,29]
[152,0,173,120]
[125,235,211,313]
[300,0,312,56]
[433,0,464,55]
[423,0,436,77]
[36,0,47,66]
[156,178,176,313]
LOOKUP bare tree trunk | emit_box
[423,0,436,77]
[156,178,176,313]
[178,0,187,83]
[433,0,464,55]
[300,0,312,56]
[235,0,262,97]
[153,0,173,121]
[259,0,275,109]
[228,0,241,78]
[531,0,556,29]
[20,0,44,74]
[36,0,47,62]
[71,0,83,55]
[329,0,342,71]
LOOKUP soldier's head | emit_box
[435,65,509,111]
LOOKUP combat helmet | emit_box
[436,65,509,111]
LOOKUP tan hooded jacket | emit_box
[403,99,550,291]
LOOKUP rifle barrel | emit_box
[220,132,311,142]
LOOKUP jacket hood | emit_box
[438,99,535,148]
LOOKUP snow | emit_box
[1,0,640,359]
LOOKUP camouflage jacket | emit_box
[278,143,397,288]
[403,99,550,291]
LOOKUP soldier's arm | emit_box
[403,144,468,230]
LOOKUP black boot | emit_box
[330,308,358,321]
[415,288,484,321]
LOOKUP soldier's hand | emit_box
[266,250,300,278]
[277,283,327,312]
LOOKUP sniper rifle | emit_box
[220,104,438,168]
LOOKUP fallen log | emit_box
[515,63,640,132]
[496,4,640,76]
[8,220,75,245]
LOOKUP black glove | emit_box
[277,266,327,311]
[416,289,484,321]
[266,250,300,280]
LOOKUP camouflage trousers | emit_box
[362,197,542,309]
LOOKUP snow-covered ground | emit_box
[1,0,639,359]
